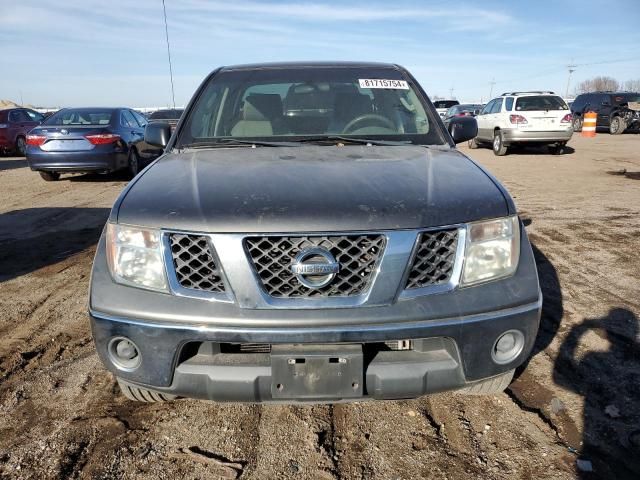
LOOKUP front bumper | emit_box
[90,299,540,402]
[502,128,573,144]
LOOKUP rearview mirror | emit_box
[145,122,172,148]
[448,116,478,144]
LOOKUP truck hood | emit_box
[116,145,510,233]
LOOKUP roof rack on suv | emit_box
[500,91,556,96]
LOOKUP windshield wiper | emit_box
[293,135,414,146]
[181,138,301,148]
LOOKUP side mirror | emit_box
[448,116,478,144]
[145,122,172,148]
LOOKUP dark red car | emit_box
[0,108,45,156]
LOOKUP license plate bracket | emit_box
[271,345,363,399]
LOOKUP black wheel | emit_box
[15,136,26,156]
[39,171,60,182]
[117,377,176,402]
[492,130,508,156]
[609,116,626,135]
[128,148,140,178]
[572,116,583,132]
[468,137,479,149]
[548,144,565,155]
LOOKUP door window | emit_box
[490,98,503,114]
[131,111,147,127]
[505,97,514,111]
[9,110,30,123]
[121,110,137,128]
[480,100,495,115]
[25,110,44,122]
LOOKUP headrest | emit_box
[242,94,283,121]
[333,93,373,121]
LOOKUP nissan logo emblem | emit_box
[290,247,339,289]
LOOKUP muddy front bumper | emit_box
[89,298,540,402]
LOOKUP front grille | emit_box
[168,234,225,292]
[405,229,459,289]
[245,235,386,298]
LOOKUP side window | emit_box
[8,111,19,123]
[121,110,136,128]
[132,111,147,127]
[481,100,494,115]
[491,98,503,114]
[505,97,514,111]
[25,110,44,122]
[600,94,611,105]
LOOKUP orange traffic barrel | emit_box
[581,111,597,137]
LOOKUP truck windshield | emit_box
[177,67,445,147]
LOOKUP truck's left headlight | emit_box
[105,223,168,291]
[462,216,520,285]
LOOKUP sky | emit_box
[1,0,639,107]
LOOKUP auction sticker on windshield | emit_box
[359,79,409,89]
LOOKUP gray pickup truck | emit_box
[89,62,541,403]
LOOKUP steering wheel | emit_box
[343,114,396,134]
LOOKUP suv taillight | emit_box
[509,114,528,124]
[560,113,572,123]
[85,133,120,145]
[26,134,47,146]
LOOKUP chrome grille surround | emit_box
[244,235,386,298]
[405,229,459,289]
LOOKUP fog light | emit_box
[108,336,141,371]
[491,330,525,364]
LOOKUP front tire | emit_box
[39,171,60,182]
[492,130,508,156]
[609,116,626,135]
[15,136,26,156]
[548,143,565,155]
[457,369,514,395]
[572,115,583,132]
[116,377,176,402]
[128,148,140,178]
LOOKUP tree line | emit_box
[576,76,640,94]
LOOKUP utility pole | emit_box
[488,78,496,99]
[162,0,176,110]
[565,64,576,98]
[449,86,454,99]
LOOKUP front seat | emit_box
[231,94,284,137]
[328,93,373,133]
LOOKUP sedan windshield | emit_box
[177,66,445,147]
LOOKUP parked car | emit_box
[433,99,459,118]
[471,91,573,155]
[148,108,183,131]
[89,61,540,404]
[570,91,640,134]
[443,104,484,132]
[25,107,158,181]
[0,108,44,156]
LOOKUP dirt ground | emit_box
[0,134,639,480]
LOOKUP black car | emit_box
[571,91,640,134]
[25,107,159,181]
[148,109,184,131]
[88,62,541,404]
[443,103,484,132]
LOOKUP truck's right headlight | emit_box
[462,216,520,285]
[105,223,168,291]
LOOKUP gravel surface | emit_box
[0,135,639,479]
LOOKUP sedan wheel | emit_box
[492,131,508,156]
[39,171,60,182]
[468,137,479,149]
[16,136,26,156]
[128,149,140,178]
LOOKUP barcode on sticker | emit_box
[359,79,409,89]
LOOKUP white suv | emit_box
[470,91,573,156]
